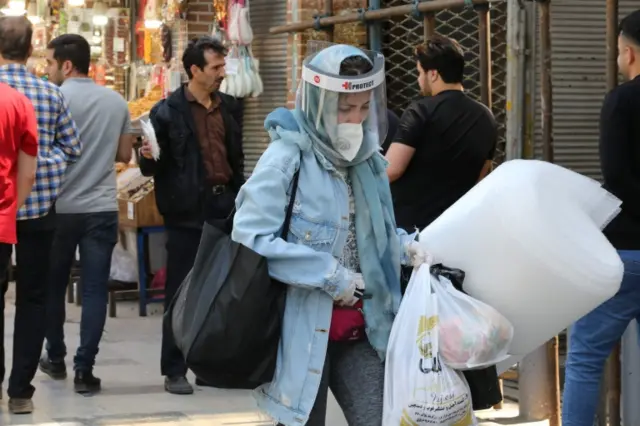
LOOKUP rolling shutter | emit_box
[241,0,288,176]
[532,0,638,180]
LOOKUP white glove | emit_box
[406,241,432,268]
[335,272,365,307]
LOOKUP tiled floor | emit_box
[1,283,541,426]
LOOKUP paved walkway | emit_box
[0,284,544,426]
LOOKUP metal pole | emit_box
[504,0,526,160]
[538,2,560,424]
[475,2,492,108]
[269,0,501,34]
[622,322,640,426]
[538,0,553,163]
[423,13,436,41]
[600,3,621,425]
[519,344,553,420]
[368,0,382,52]
[547,336,561,426]
[325,0,334,41]
[422,0,436,43]
[519,2,560,425]
[519,338,561,426]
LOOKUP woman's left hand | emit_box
[406,241,432,268]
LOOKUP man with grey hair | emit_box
[0,16,81,414]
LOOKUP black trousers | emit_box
[161,226,202,377]
[0,243,13,391]
[161,190,235,378]
[0,211,56,399]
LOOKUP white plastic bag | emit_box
[227,2,241,43]
[140,119,160,160]
[238,5,253,44]
[384,264,475,426]
[419,159,623,356]
[110,234,138,283]
[227,0,253,45]
[431,274,513,370]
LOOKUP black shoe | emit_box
[164,376,194,395]
[8,398,33,414]
[39,354,67,380]
[74,370,101,394]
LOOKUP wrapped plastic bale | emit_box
[419,159,624,357]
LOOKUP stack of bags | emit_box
[220,0,264,98]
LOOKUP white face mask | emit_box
[331,123,364,162]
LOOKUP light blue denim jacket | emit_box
[232,112,415,425]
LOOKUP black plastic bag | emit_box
[164,169,300,389]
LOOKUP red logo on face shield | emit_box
[313,75,320,84]
[342,81,350,90]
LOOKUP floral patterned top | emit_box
[336,168,361,274]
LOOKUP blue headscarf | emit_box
[294,45,403,357]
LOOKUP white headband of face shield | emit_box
[301,63,385,161]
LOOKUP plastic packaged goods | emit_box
[418,159,624,356]
[384,265,476,426]
[432,274,513,370]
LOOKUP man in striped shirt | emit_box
[0,16,81,415]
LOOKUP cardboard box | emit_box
[117,169,164,229]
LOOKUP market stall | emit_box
[113,0,189,317]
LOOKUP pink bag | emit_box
[329,300,365,341]
[151,267,167,297]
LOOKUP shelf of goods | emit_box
[128,84,163,129]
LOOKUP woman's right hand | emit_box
[335,272,365,306]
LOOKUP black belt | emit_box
[211,185,229,195]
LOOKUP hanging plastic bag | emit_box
[384,264,476,426]
[431,272,513,370]
[221,47,239,97]
[249,48,263,97]
[237,1,253,44]
[227,1,241,43]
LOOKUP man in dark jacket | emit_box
[139,36,244,395]
[386,36,501,411]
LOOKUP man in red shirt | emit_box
[0,81,38,399]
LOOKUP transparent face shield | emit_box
[295,41,389,148]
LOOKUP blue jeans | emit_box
[45,212,118,372]
[562,250,640,426]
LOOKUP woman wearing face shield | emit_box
[232,44,426,425]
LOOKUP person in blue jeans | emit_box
[562,10,640,425]
[37,34,134,394]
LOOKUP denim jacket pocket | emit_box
[289,214,337,250]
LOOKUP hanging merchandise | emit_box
[220,0,263,99]
[220,45,263,98]
[212,0,227,42]
[211,19,225,43]
[226,0,253,45]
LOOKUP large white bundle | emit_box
[418,159,624,356]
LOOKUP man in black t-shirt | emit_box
[385,36,497,232]
[385,35,502,411]
[562,10,640,426]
